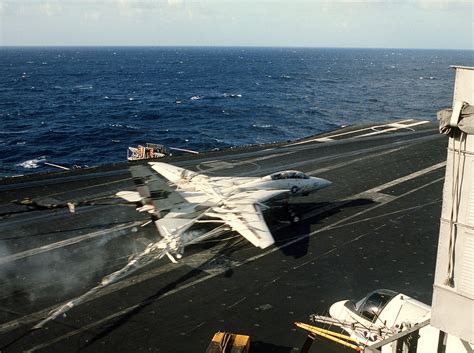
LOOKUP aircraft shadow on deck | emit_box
[269,198,375,259]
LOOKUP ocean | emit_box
[0,47,472,177]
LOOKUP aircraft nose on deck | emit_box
[329,300,349,320]
[316,178,332,189]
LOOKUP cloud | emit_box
[82,9,103,22]
[116,0,158,17]
[412,0,472,10]
[38,1,62,16]
[167,0,184,7]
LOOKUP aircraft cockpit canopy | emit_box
[346,289,398,322]
[270,171,310,180]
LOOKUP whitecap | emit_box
[190,95,203,100]
[223,93,242,98]
[16,156,46,169]
[252,124,272,128]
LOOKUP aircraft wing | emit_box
[149,162,237,202]
[210,189,289,249]
[149,162,200,185]
[129,165,187,212]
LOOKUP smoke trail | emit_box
[0,223,141,305]
[32,222,229,329]
[33,239,169,329]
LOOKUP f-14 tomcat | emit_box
[118,162,331,261]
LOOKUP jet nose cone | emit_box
[329,300,345,319]
[319,178,332,189]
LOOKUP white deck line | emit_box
[0,222,142,266]
[300,161,445,223]
[307,147,402,175]
[4,161,446,349]
[356,120,429,138]
[287,119,417,146]
[196,151,294,173]
[363,161,445,194]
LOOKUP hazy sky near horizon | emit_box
[0,1,472,49]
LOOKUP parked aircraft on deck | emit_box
[307,289,473,352]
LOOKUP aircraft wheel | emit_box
[289,210,301,224]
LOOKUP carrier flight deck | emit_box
[0,119,447,353]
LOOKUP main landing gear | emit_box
[288,208,301,224]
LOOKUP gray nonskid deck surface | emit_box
[0,121,447,353]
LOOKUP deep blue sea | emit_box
[1,47,473,177]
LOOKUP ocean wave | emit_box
[191,93,242,101]
[73,85,94,90]
[16,156,47,169]
[106,123,139,130]
[223,93,242,98]
[251,124,272,129]
[0,130,31,135]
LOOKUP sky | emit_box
[0,0,473,49]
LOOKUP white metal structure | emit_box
[320,289,471,353]
[432,66,474,344]
[118,162,331,261]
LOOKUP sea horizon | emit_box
[1,47,473,176]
